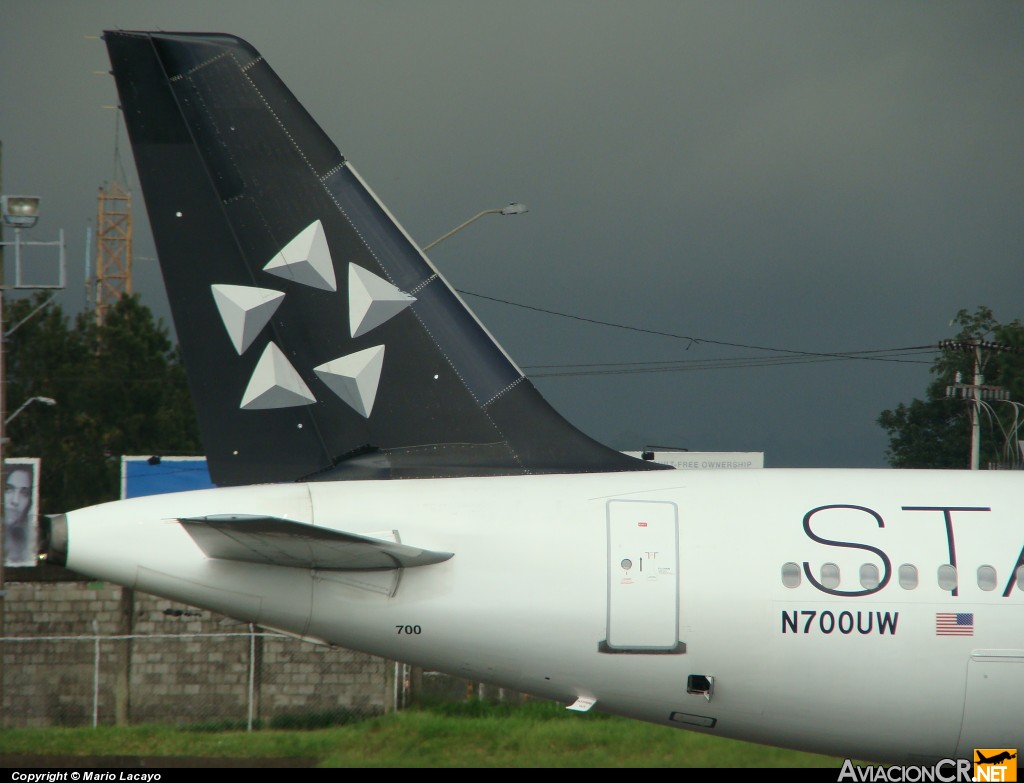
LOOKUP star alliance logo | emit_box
[210,219,415,417]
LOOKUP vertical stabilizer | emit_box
[104,30,668,485]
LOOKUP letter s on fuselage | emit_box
[801,504,892,597]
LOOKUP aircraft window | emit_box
[781,562,801,588]
[820,563,840,589]
[859,563,880,590]
[937,565,958,591]
[977,565,997,592]
[1017,566,1024,592]
[898,564,918,590]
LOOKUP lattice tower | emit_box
[95,182,133,324]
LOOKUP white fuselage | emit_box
[63,468,1024,764]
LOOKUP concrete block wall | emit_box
[0,579,391,728]
[2,582,122,727]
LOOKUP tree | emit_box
[878,306,1024,468]
[4,294,202,514]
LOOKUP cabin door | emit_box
[601,499,683,654]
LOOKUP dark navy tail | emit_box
[104,30,667,485]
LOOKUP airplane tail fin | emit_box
[104,30,667,485]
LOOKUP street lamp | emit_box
[0,194,65,290]
[421,203,528,252]
[4,396,56,427]
[1,196,41,229]
[0,187,67,554]
[0,185,67,715]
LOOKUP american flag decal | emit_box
[936,612,974,636]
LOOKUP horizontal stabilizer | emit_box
[178,514,453,571]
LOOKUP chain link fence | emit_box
[0,579,399,729]
[1,627,396,729]
[0,578,526,729]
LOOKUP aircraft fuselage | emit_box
[61,467,1024,763]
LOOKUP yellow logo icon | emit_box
[974,749,1017,782]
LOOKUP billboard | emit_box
[121,456,215,499]
[4,457,41,567]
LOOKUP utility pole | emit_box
[0,143,66,722]
[941,339,1015,469]
[0,138,6,723]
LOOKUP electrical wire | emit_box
[458,289,939,376]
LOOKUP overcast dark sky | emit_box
[1,1,1021,468]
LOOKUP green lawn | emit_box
[0,700,844,768]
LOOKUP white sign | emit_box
[623,451,764,470]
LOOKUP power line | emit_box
[524,350,935,378]
[524,347,935,370]
[459,289,938,371]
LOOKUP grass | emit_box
[0,700,844,768]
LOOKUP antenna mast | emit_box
[94,112,133,324]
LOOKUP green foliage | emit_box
[3,293,202,513]
[0,705,845,767]
[878,306,1024,468]
[182,709,375,733]
[268,709,379,730]
[411,696,583,720]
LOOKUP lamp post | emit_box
[4,396,56,428]
[0,196,47,578]
[0,192,65,720]
[405,202,527,708]
[421,203,528,252]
